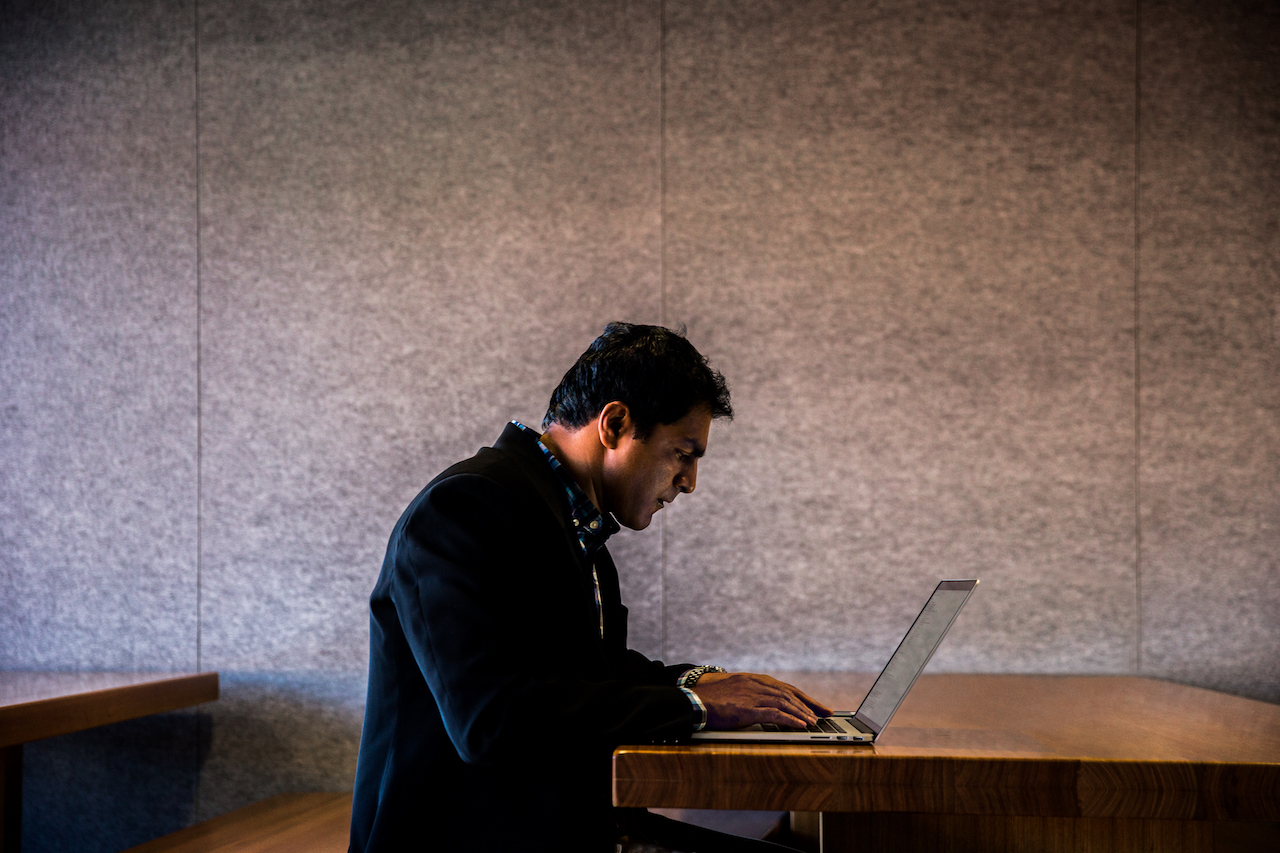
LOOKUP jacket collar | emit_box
[508,421,619,557]
[491,422,594,568]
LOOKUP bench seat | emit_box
[124,793,351,853]
[124,793,784,851]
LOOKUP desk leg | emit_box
[789,812,821,853]
[0,744,20,853]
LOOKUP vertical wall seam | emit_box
[658,0,668,660]
[193,0,205,826]
[194,0,203,677]
[1133,0,1143,674]
[659,0,667,331]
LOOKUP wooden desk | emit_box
[0,671,220,853]
[613,674,1280,852]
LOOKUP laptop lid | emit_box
[853,579,978,739]
[687,578,977,744]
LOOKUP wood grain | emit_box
[776,673,1280,764]
[123,793,351,853]
[613,675,1280,822]
[0,672,220,747]
[819,812,1218,853]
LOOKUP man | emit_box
[350,323,828,852]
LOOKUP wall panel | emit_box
[193,0,664,810]
[0,0,198,672]
[1,0,1278,845]
[0,1,200,849]
[196,0,664,675]
[1139,0,1280,703]
[661,0,1140,674]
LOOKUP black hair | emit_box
[541,322,733,440]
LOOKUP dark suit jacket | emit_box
[350,423,698,852]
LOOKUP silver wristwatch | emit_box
[678,665,726,688]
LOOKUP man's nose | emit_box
[677,461,697,494]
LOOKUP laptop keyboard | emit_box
[761,718,845,734]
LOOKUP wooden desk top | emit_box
[0,671,219,748]
[613,673,1280,821]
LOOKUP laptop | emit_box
[689,579,978,744]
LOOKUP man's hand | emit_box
[692,672,833,730]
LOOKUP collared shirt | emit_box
[512,421,617,640]
[511,420,709,730]
[512,421,620,559]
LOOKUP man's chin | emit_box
[618,512,653,532]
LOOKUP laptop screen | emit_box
[855,579,977,734]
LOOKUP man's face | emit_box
[602,404,712,531]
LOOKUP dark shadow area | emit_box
[195,672,364,821]
[22,710,209,853]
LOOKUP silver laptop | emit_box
[690,579,978,744]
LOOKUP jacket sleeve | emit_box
[387,471,697,767]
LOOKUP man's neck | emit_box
[537,423,605,512]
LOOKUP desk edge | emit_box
[0,672,220,747]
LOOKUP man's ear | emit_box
[596,401,632,450]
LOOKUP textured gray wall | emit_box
[662,0,1141,676]
[1139,0,1280,704]
[1,0,1276,850]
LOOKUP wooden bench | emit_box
[124,793,351,853]
[123,794,784,852]
[0,671,219,853]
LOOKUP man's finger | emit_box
[762,679,832,718]
[738,678,825,723]
[794,688,833,717]
[759,705,815,729]
[762,693,818,724]
[760,684,824,721]
[744,681,809,709]
[694,672,835,730]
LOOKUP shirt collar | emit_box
[511,421,619,557]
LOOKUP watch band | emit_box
[678,665,726,689]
